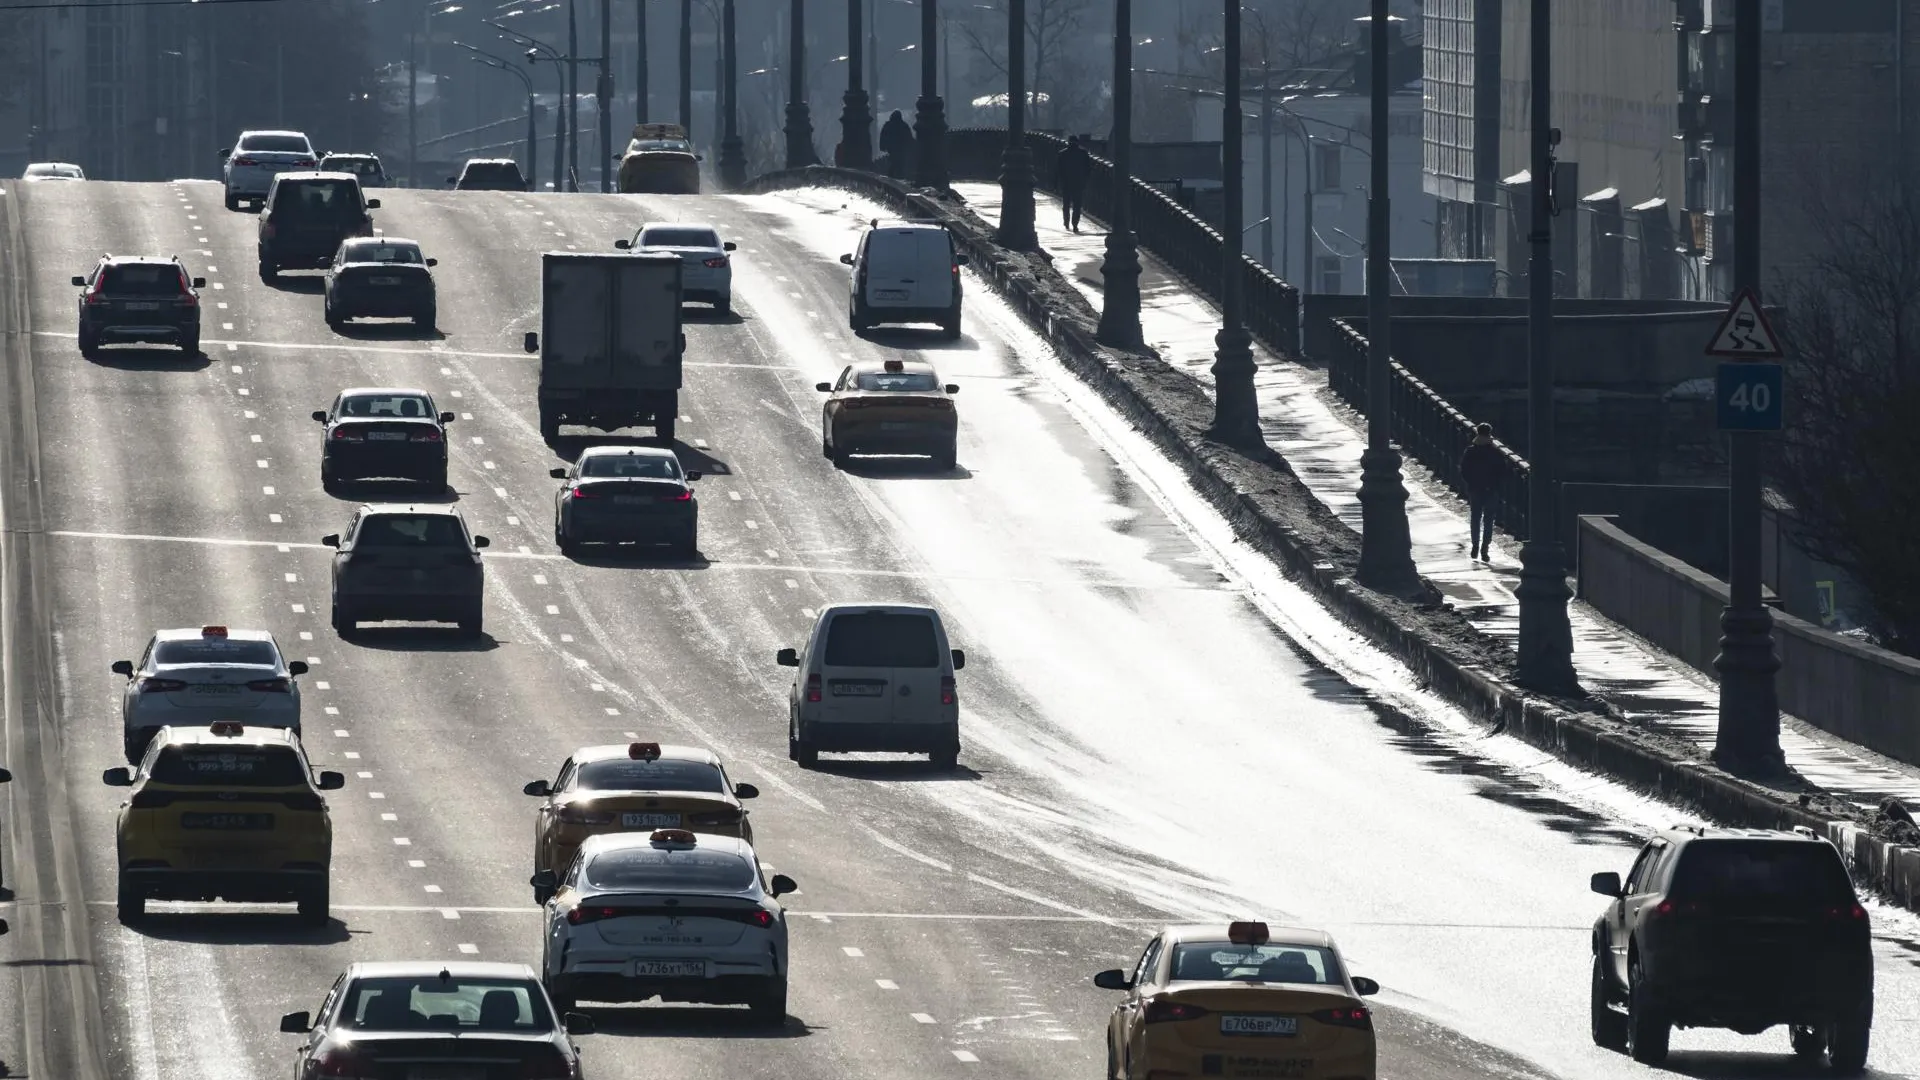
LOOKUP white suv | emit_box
[221,130,318,210]
[533,828,794,1024]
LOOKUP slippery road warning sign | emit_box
[1705,287,1783,358]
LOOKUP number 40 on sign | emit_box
[1715,362,1783,431]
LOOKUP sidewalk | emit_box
[954,181,1920,811]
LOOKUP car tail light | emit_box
[137,677,187,693]
[805,674,822,703]
[1142,998,1209,1024]
[330,428,362,440]
[746,909,774,928]
[688,809,743,826]
[555,805,615,825]
[312,1047,363,1076]
[1652,900,1708,917]
[83,277,107,305]
[232,156,258,167]
[296,157,318,168]
[1312,1006,1373,1031]
[567,905,628,925]
[674,489,692,501]
[702,256,729,268]
[569,485,597,499]
[177,272,199,304]
[246,678,291,693]
[411,428,443,442]
[1826,903,1868,920]
[940,676,955,705]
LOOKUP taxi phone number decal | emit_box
[1199,1056,1313,1079]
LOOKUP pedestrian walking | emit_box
[1054,135,1093,232]
[1459,422,1504,561]
[879,110,915,179]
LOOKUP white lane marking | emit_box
[545,605,561,615]
[459,943,480,954]
[913,1013,936,1024]
[862,826,953,873]
[269,514,282,524]
[342,751,358,759]
[472,436,485,445]
[212,282,224,289]
[875,979,899,990]
[623,731,639,739]
[284,572,297,582]
[463,412,475,420]
[483,461,496,470]
[441,909,461,920]
[533,574,548,585]
[506,516,520,526]
[393,837,411,846]
[408,860,425,868]
[315,681,329,690]
[255,459,269,468]
[495,486,509,498]
[952,1051,979,1064]
[243,409,255,418]
[559,633,574,642]
[291,603,305,613]
[218,302,229,309]
[380,812,396,821]
[801,607,815,619]
[744,520,758,530]
[250,434,262,443]
[451,390,463,397]
[425,885,443,894]
[728,491,741,501]
[222,322,234,331]
[324,706,339,716]
[966,873,1126,928]
[207,265,217,272]
[370,793,386,800]
[694,438,709,449]
[589,683,604,693]
[842,947,864,957]
[299,631,312,640]
[236,388,250,396]
[232,364,244,374]
[784,578,798,589]
[263,486,274,494]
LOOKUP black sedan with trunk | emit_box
[325,236,437,329]
[552,445,701,556]
[316,387,454,490]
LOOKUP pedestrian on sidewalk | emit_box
[879,111,915,179]
[1054,135,1093,232]
[1459,422,1504,561]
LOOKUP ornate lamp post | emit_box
[784,0,817,167]
[839,0,874,166]
[718,0,745,185]
[995,0,1036,248]
[1095,0,1142,349]
[912,0,947,188]
[1206,0,1261,448]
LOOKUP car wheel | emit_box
[224,193,240,212]
[457,608,484,639]
[655,417,676,445]
[1829,998,1872,1074]
[715,296,732,317]
[78,327,99,358]
[679,522,698,557]
[331,603,355,636]
[181,334,200,356]
[830,444,851,469]
[544,981,576,1015]
[941,310,961,341]
[323,295,342,328]
[116,880,144,923]
[748,980,787,1025]
[1590,954,1626,1051]
[425,465,448,492]
[931,747,959,771]
[1790,1024,1827,1059]
[297,881,330,926]
[539,408,561,443]
[556,523,581,558]
[415,304,436,330]
[258,260,276,282]
[1625,958,1669,1065]
[122,730,147,763]
[932,443,957,471]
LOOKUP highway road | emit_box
[2,177,1919,1080]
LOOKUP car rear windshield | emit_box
[272,180,361,216]
[1168,944,1344,986]
[343,976,554,1032]
[463,163,522,185]
[153,639,279,666]
[639,227,719,248]
[239,134,311,154]
[354,515,468,548]
[576,759,724,792]
[100,264,185,296]
[1669,841,1857,906]
[854,372,940,392]
[823,612,941,668]
[579,455,680,479]
[630,139,692,153]
[340,242,422,264]
[583,847,756,891]
[150,745,308,786]
[323,158,380,176]
[340,394,433,418]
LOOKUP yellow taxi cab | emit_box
[521,741,760,888]
[1094,921,1380,1080]
[104,721,344,925]
[617,122,701,193]
[816,358,960,470]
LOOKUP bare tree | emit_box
[955,0,1101,133]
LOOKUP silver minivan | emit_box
[778,603,964,769]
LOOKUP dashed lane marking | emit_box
[842,947,864,958]
[913,1013,936,1024]
[458,943,480,954]
[952,1051,979,1064]
[875,979,899,991]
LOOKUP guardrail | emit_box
[1324,318,1533,538]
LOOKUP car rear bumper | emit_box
[85,319,198,342]
[858,302,957,325]
[119,866,327,902]
[331,286,434,316]
[323,445,447,476]
[834,422,956,454]
[336,588,482,619]
[225,170,275,197]
[797,720,958,754]
[125,701,300,736]
[561,506,695,542]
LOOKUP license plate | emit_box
[620,812,681,827]
[875,289,908,300]
[366,431,407,440]
[1221,1014,1297,1036]
[181,812,273,830]
[191,684,241,695]
[125,302,161,311]
[831,681,885,696]
[407,1068,485,1080]
[613,494,653,505]
[631,959,705,978]
[370,276,401,285]
[880,422,917,431]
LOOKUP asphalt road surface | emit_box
[2,177,1919,1080]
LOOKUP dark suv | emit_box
[324,504,488,637]
[450,158,528,191]
[73,255,206,357]
[1590,825,1873,1071]
[258,172,379,280]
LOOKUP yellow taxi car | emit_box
[617,122,701,194]
[521,741,759,889]
[1094,921,1380,1080]
[816,358,960,470]
[104,721,344,925]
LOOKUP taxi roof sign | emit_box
[209,721,245,737]
[202,625,229,637]
[883,359,905,372]
[1227,921,1270,945]
[650,828,698,845]
[629,742,662,761]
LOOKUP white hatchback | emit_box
[534,828,794,1024]
[112,626,306,762]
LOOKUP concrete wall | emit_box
[1563,483,1729,579]
[1578,515,1920,768]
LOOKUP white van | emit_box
[838,219,968,340]
[777,603,965,769]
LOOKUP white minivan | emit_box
[839,219,968,340]
[777,603,965,769]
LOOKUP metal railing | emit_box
[1324,318,1533,538]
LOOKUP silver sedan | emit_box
[615,222,736,315]
[112,626,307,762]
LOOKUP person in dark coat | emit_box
[878,111,915,179]
[1054,135,1093,232]
[1459,422,1504,561]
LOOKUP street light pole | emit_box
[1354,0,1419,592]
[840,0,873,166]
[784,0,816,167]
[636,0,649,122]
[1260,59,1273,269]
[567,0,581,189]
[408,31,419,186]
[913,0,947,188]
[679,0,693,130]
[995,0,1037,248]
[1712,0,1783,771]
[1513,0,1580,691]
[1096,0,1143,349]
[1206,0,1261,448]
[600,0,614,191]
[719,0,745,186]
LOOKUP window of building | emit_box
[1313,142,1342,192]
[1316,256,1343,295]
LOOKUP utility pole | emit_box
[1206,0,1261,448]
[408,31,419,186]
[784,0,816,167]
[1260,58,1273,269]
[840,0,873,166]
[913,0,947,188]
[1300,128,1314,298]
[719,0,745,186]
[1513,0,1580,691]
[1354,0,1418,592]
[568,0,581,189]
[599,0,614,191]
[679,0,692,131]
[636,0,649,122]
[995,0,1036,248]
[1095,0,1143,350]
[1712,0,1783,771]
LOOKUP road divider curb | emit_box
[737,166,1920,916]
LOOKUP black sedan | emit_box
[280,961,590,1079]
[324,236,437,329]
[552,445,701,556]
[315,386,454,490]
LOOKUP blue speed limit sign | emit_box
[1715,362,1784,431]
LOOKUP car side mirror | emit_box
[1352,976,1380,996]
[1093,969,1131,991]
[685,471,702,482]
[278,1011,311,1033]
[192,276,207,288]
[549,467,569,479]
[288,660,309,676]
[695,153,705,161]
[365,198,380,209]
[218,148,231,157]
[614,238,632,249]
[0,918,7,935]
[316,771,346,791]
[724,241,737,251]
[838,253,854,266]
[776,648,799,667]
[565,1011,595,1036]
[0,767,12,784]
[1590,871,1623,898]
[473,536,490,549]
[70,275,85,287]
[769,874,797,897]
[321,534,341,548]
[945,384,960,394]
[523,779,552,797]
[530,868,559,903]
[311,410,328,422]
[524,331,540,353]
[439,411,455,423]
[951,648,965,670]
[447,176,457,184]
[102,766,133,787]
[956,253,970,266]
[814,382,832,392]
[111,659,134,676]
[733,782,759,800]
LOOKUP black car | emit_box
[325,237,437,329]
[451,158,529,191]
[73,255,205,357]
[1590,824,1874,1071]
[280,962,591,1079]
[551,445,701,556]
[258,172,378,280]
[315,387,455,490]
[318,152,387,187]
[325,504,488,637]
